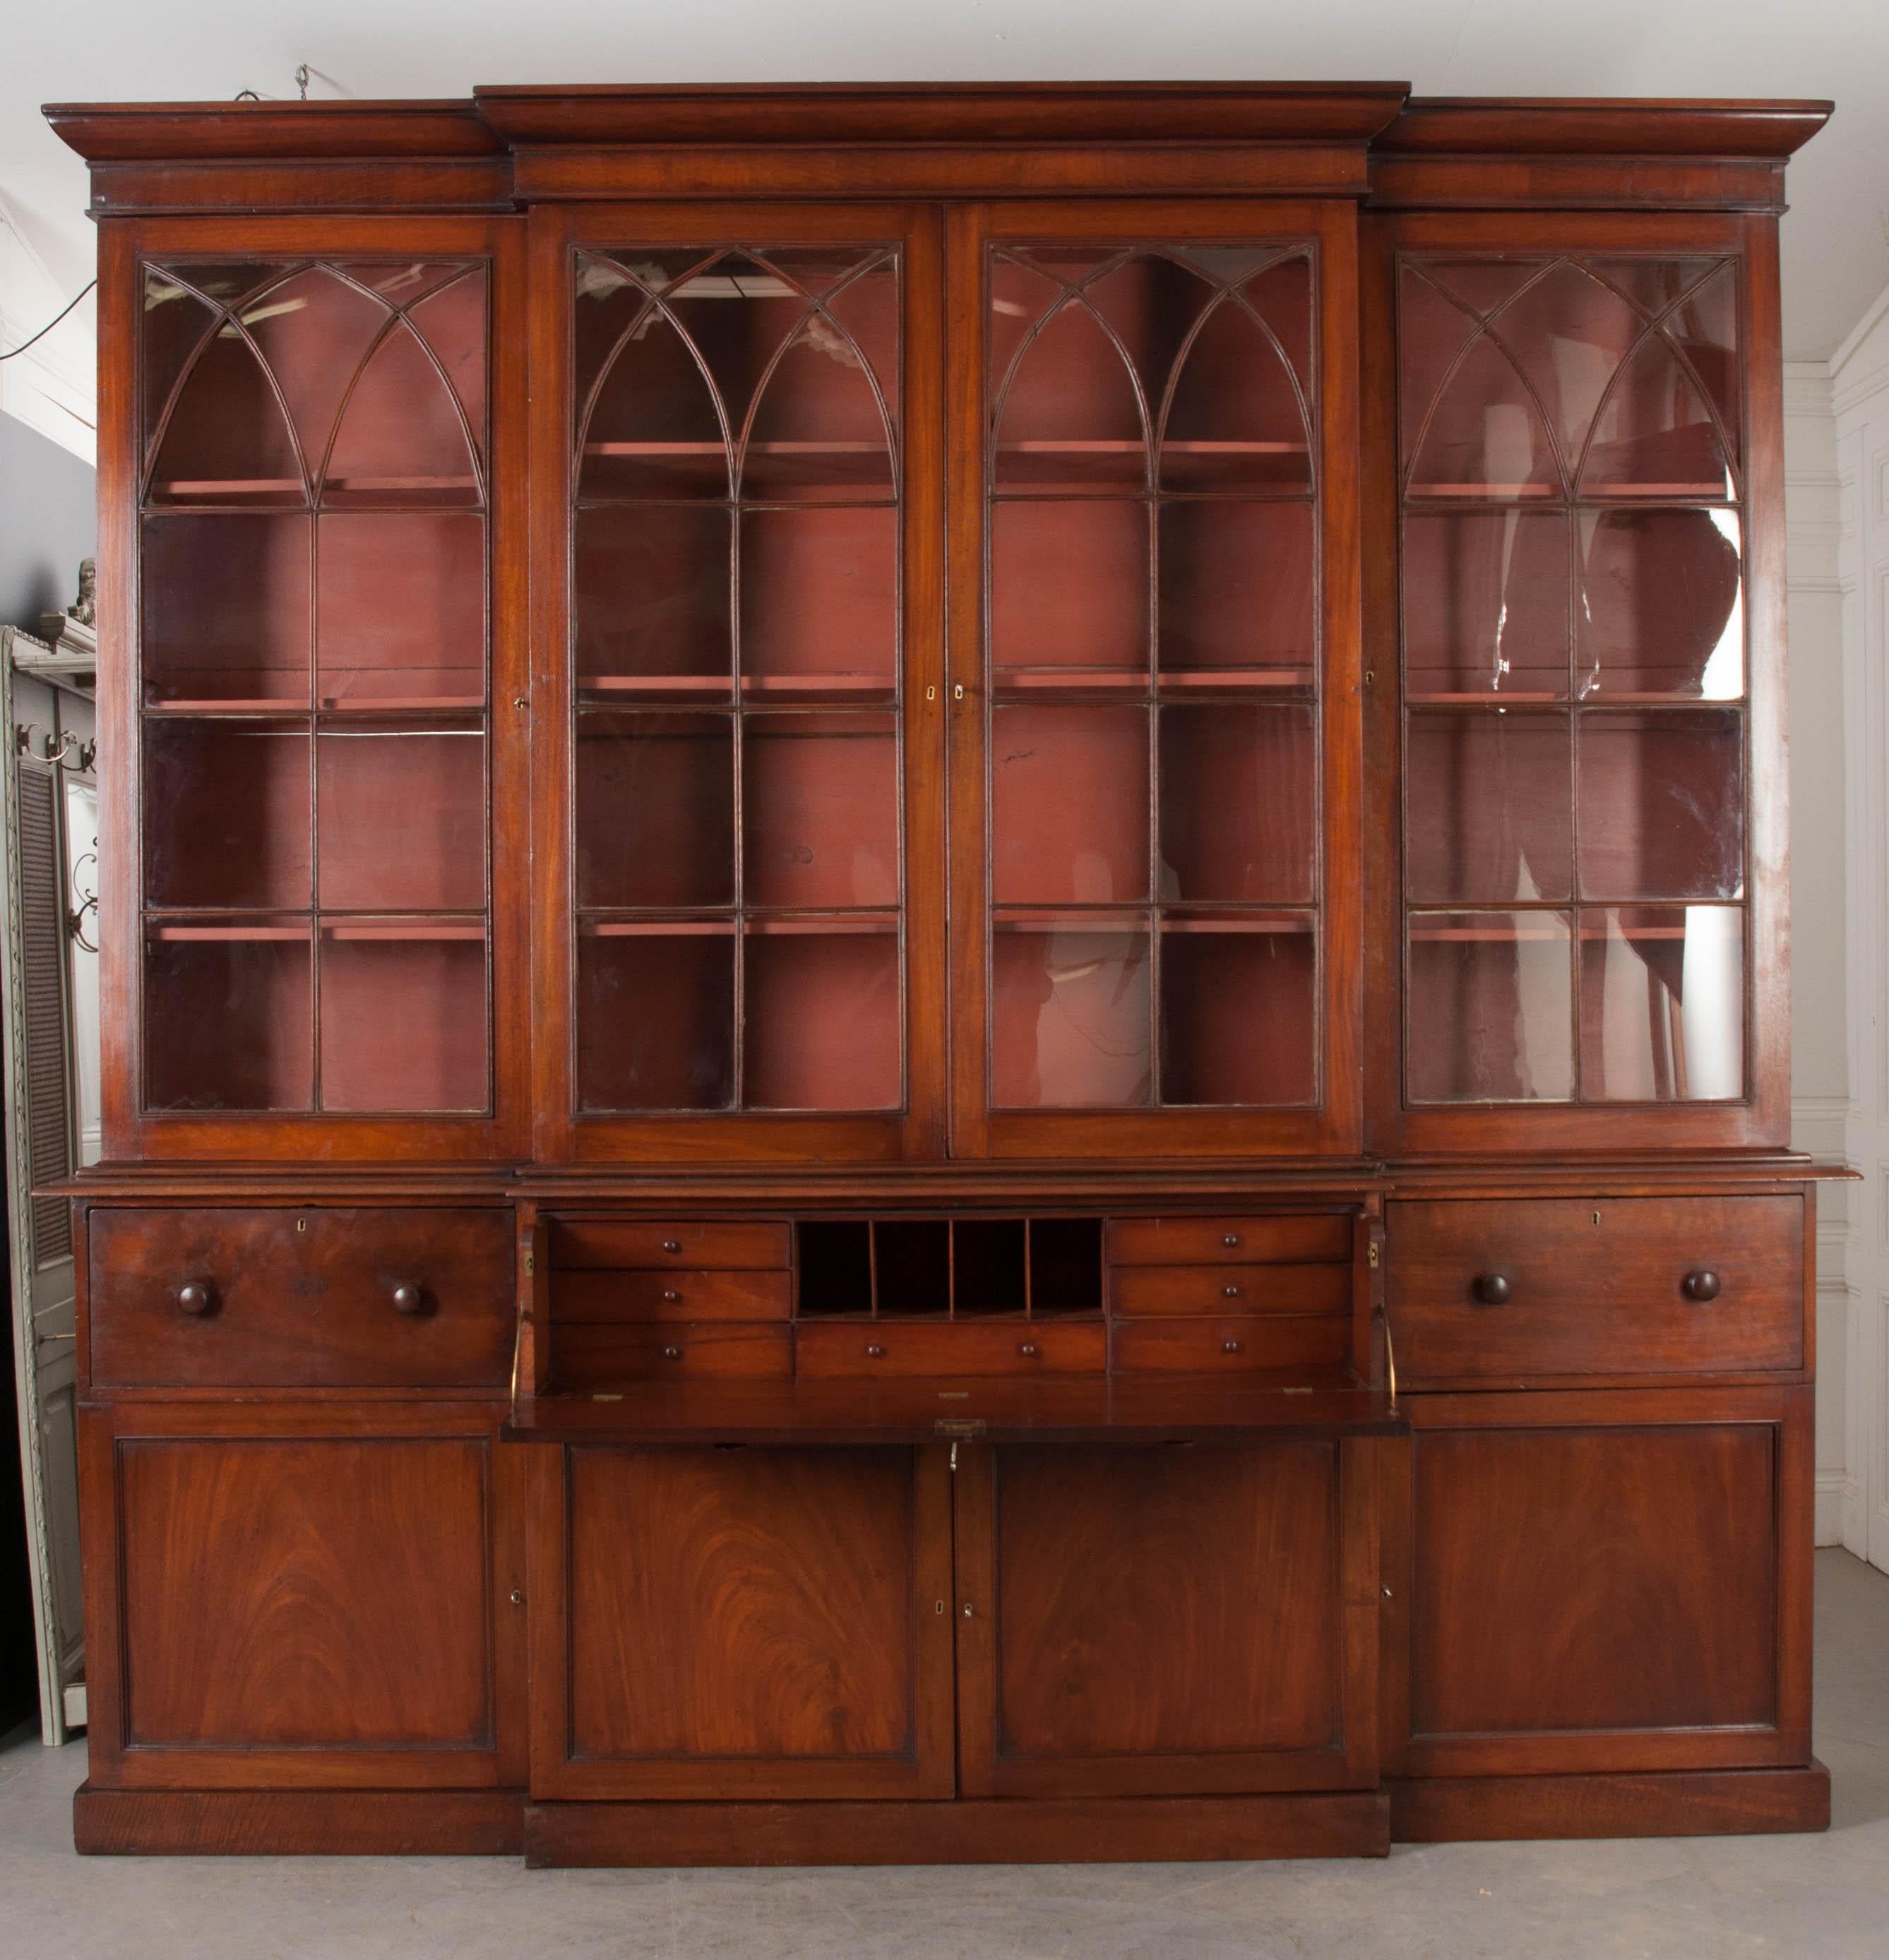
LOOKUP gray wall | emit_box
[0,410,95,631]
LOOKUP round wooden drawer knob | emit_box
[1222,1234,1241,1248]
[391,1284,426,1316]
[1682,1269,1722,1303]
[662,1289,681,1304]
[1222,1339,1244,1356]
[1472,1272,1512,1306]
[175,1279,217,1317]
[1020,1342,1040,1358]
[866,1344,886,1359]
[662,1240,682,1255]
[661,1344,682,1361]
[1222,1284,1242,1299]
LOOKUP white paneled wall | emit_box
[1834,287,1889,1570]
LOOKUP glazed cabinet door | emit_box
[101,216,529,1159]
[527,1443,956,1799]
[1371,213,1787,1152]
[953,1439,1383,1797]
[1387,1387,1813,1777]
[78,1402,527,1790]
[530,204,946,1162]
[947,201,1363,1157]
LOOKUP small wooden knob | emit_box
[391,1284,425,1316]
[662,1289,681,1303]
[662,1240,682,1255]
[1222,1234,1241,1248]
[661,1344,681,1361]
[1222,1284,1242,1298]
[1682,1269,1722,1303]
[866,1343,886,1359]
[1019,1342,1040,1358]
[1222,1339,1244,1356]
[1472,1272,1512,1306]
[176,1279,216,1317]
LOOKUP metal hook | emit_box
[296,64,310,101]
[234,88,260,102]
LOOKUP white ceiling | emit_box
[5,0,1888,360]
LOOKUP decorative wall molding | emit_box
[0,193,94,465]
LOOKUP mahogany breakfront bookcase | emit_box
[47,84,1837,1865]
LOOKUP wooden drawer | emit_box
[549,1219,789,1272]
[553,1269,792,1323]
[796,1321,1106,1379]
[1386,1196,1804,1381]
[1111,1263,1352,1318]
[88,1207,512,1390]
[1108,1214,1352,1268]
[555,1322,792,1390]
[1109,1316,1353,1375]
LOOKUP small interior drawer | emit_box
[555,1321,792,1390]
[796,1320,1105,1379]
[1386,1195,1804,1381]
[1108,1214,1352,1268]
[553,1269,792,1323]
[1109,1315,1354,1375]
[1110,1262,1352,1318]
[549,1219,791,1271]
[88,1206,513,1389]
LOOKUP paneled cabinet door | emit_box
[953,1440,1383,1797]
[532,203,948,1163]
[1376,213,1787,1153]
[948,201,1364,1158]
[77,1402,527,1791]
[109,215,529,1161]
[1389,1387,1813,1777]
[527,1444,956,1799]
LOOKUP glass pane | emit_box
[148,314,304,506]
[1159,704,1314,904]
[573,250,718,414]
[577,924,734,1111]
[742,711,898,910]
[991,705,1149,905]
[407,270,489,455]
[1405,711,1573,904]
[1402,510,1570,700]
[1489,263,1642,475]
[1407,332,1559,498]
[1578,508,1743,700]
[1660,263,1739,462]
[1580,905,1744,1100]
[145,921,312,1111]
[1160,288,1311,491]
[994,297,1147,489]
[1159,919,1316,1105]
[143,270,223,455]
[740,506,897,696]
[574,505,731,695]
[989,253,1065,383]
[991,921,1151,1109]
[576,712,733,909]
[240,267,388,484]
[316,513,484,708]
[1085,254,1212,422]
[1579,335,1733,498]
[744,924,901,1109]
[991,501,1148,681]
[316,727,485,912]
[142,514,310,707]
[1577,710,1744,900]
[579,301,729,500]
[1398,266,1485,467]
[1407,911,1573,1102]
[318,924,487,1112]
[143,722,310,910]
[323,321,481,508]
[741,322,894,502]
[1157,501,1314,683]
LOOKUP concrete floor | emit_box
[1,1548,1884,1960]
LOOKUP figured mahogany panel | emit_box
[118,1436,490,1747]
[549,1445,953,1798]
[1410,1423,1778,1740]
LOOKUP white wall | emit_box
[1833,285,1889,1570]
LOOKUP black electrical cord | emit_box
[0,278,97,361]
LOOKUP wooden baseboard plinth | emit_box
[73,1783,525,1856]
[525,1790,1391,1867]
[1389,1762,1832,1842]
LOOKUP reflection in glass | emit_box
[1407,910,1573,1103]
[1578,508,1742,700]
[991,705,1149,905]
[577,925,735,1111]
[991,921,1152,1109]
[144,924,313,1111]
[1579,905,1744,1101]
[1405,711,1573,905]
[1579,335,1733,498]
[1402,510,1570,699]
[1576,710,1743,900]
[1160,921,1316,1104]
